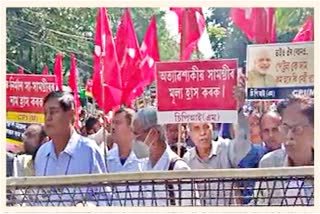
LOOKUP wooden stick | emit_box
[177,124,182,157]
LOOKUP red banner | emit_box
[6,74,56,113]
[156,59,238,124]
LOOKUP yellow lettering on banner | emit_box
[6,111,44,124]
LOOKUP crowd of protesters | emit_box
[6,78,314,206]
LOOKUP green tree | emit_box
[6,7,179,87]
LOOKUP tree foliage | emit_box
[7,7,313,87]
[6,8,179,87]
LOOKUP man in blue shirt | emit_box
[236,110,285,204]
[34,91,110,206]
[35,91,106,176]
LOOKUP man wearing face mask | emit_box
[132,107,189,171]
[132,106,200,206]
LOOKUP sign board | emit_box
[156,59,238,124]
[7,74,57,113]
[246,42,314,100]
[6,74,56,152]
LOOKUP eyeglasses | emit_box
[279,123,310,135]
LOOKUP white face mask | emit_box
[134,139,150,157]
[212,130,219,141]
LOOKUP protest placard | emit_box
[156,59,238,124]
[6,74,56,152]
[246,42,313,100]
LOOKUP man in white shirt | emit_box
[106,107,145,206]
[132,107,199,206]
[13,124,48,177]
[182,83,252,205]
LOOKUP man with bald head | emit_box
[258,110,286,168]
[248,49,276,88]
[260,111,284,152]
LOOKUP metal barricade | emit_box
[6,167,313,206]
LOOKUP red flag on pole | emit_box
[170,8,184,33]
[230,8,276,44]
[68,54,81,129]
[93,8,122,113]
[42,65,49,75]
[292,16,313,42]
[115,8,143,106]
[171,7,205,60]
[54,53,63,91]
[140,15,160,86]
[121,15,161,107]
[18,67,24,74]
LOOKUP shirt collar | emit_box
[192,139,220,160]
[47,130,80,158]
[107,144,139,162]
[146,144,170,170]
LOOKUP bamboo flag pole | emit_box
[177,8,188,157]
[177,123,182,157]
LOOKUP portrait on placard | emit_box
[246,42,314,100]
[247,48,276,88]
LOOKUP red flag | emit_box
[18,67,24,74]
[171,8,205,60]
[115,10,127,68]
[68,54,81,128]
[54,53,63,91]
[230,8,276,44]
[42,65,49,75]
[115,9,143,106]
[140,16,160,86]
[93,8,122,113]
[292,16,313,42]
[125,16,160,106]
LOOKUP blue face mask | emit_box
[212,130,219,141]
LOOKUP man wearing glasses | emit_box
[251,94,314,206]
[278,95,314,167]
[259,94,314,167]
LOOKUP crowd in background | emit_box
[6,80,314,205]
